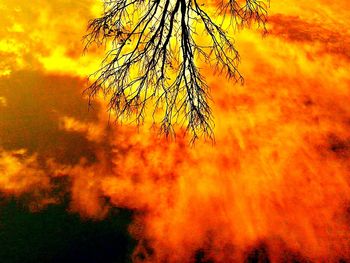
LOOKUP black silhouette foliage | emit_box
[85,0,268,141]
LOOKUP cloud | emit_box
[0,97,7,107]
[1,0,350,262]
[59,116,105,143]
[0,0,102,75]
[268,14,350,62]
[0,71,103,165]
[0,149,50,196]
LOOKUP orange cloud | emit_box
[269,14,350,62]
[1,0,350,262]
[0,149,50,196]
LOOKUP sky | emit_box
[1,0,350,262]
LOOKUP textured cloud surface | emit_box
[1,0,350,262]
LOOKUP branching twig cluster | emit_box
[85,0,268,141]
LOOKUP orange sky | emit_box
[1,0,350,262]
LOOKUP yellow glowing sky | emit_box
[1,0,349,76]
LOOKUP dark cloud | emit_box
[0,70,101,165]
[0,197,134,263]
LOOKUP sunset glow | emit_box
[1,0,350,262]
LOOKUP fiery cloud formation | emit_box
[1,0,350,262]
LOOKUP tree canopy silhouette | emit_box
[85,0,268,141]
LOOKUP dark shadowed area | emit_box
[0,195,135,263]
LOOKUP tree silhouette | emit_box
[85,0,268,141]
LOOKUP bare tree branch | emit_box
[84,0,269,141]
